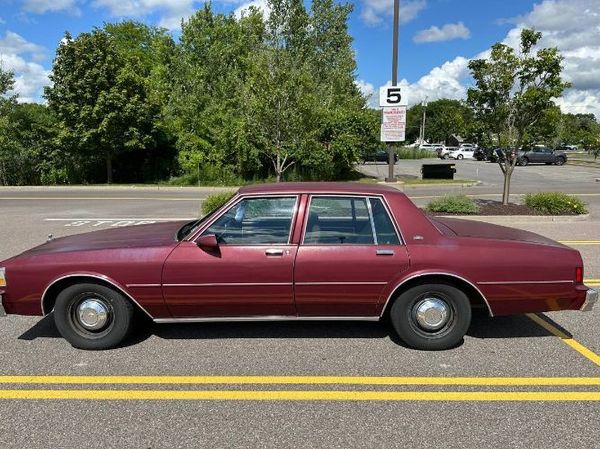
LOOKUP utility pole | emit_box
[385,0,400,182]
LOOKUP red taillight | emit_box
[576,267,583,284]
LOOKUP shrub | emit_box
[201,191,236,215]
[427,195,480,214]
[396,147,435,159]
[524,192,588,215]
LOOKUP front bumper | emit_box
[581,288,598,312]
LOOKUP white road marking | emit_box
[44,218,196,228]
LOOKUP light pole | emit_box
[420,97,428,144]
[385,0,400,182]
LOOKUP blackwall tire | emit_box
[54,283,134,350]
[389,283,471,350]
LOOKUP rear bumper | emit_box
[580,288,598,312]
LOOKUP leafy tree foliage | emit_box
[468,29,569,204]
[45,22,175,183]
[406,99,471,144]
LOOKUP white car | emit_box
[448,148,475,160]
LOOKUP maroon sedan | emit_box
[0,183,596,350]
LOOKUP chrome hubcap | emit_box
[77,299,109,331]
[414,298,450,331]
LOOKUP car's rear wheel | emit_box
[519,157,529,166]
[54,283,134,350]
[555,157,565,166]
[389,283,471,350]
[457,154,463,160]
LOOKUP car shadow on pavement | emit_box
[467,313,571,339]
[18,312,571,349]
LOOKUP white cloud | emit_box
[0,31,46,62]
[413,22,470,43]
[361,0,426,27]
[234,0,270,20]
[92,0,197,29]
[0,32,49,102]
[22,0,80,15]
[385,56,470,106]
[355,79,376,106]
[371,0,600,118]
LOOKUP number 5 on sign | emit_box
[379,86,408,107]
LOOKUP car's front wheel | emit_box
[457,154,464,160]
[519,157,529,166]
[555,156,566,166]
[54,283,134,350]
[389,283,471,350]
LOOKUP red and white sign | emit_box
[380,106,406,142]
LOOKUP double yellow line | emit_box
[0,376,599,401]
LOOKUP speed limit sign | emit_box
[379,86,408,107]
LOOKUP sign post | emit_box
[384,0,402,182]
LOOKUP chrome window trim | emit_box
[380,272,494,317]
[365,196,378,245]
[154,315,380,324]
[301,194,403,246]
[41,274,154,319]
[188,194,300,246]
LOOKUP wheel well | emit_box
[382,274,491,318]
[42,276,140,316]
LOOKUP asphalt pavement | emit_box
[0,165,599,448]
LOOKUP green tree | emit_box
[166,5,264,182]
[45,23,173,183]
[0,66,18,185]
[468,29,570,204]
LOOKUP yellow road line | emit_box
[0,376,599,386]
[0,389,598,401]
[526,314,600,367]
[559,241,600,245]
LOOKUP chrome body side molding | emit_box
[154,315,380,324]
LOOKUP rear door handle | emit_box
[265,249,284,256]
[376,249,395,256]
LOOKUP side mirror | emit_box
[196,234,219,251]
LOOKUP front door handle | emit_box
[376,249,395,256]
[265,248,284,256]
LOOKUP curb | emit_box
[438,214,591,223]
[379,181,481,188]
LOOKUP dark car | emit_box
[518,147,567,166]
[1,183,597,351]
[488,148,507,163]
[474,148,495,161]
[363,149,398,164]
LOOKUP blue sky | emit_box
[1,0,599,116]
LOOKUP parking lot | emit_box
[0,164,599,448]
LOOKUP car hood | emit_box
[430,217,566,248]
[15,221,188,257]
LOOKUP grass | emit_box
[426,195,480,215]
[524,192,588,215]
[396,147,437,159]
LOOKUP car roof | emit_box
[238,182,402,196]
